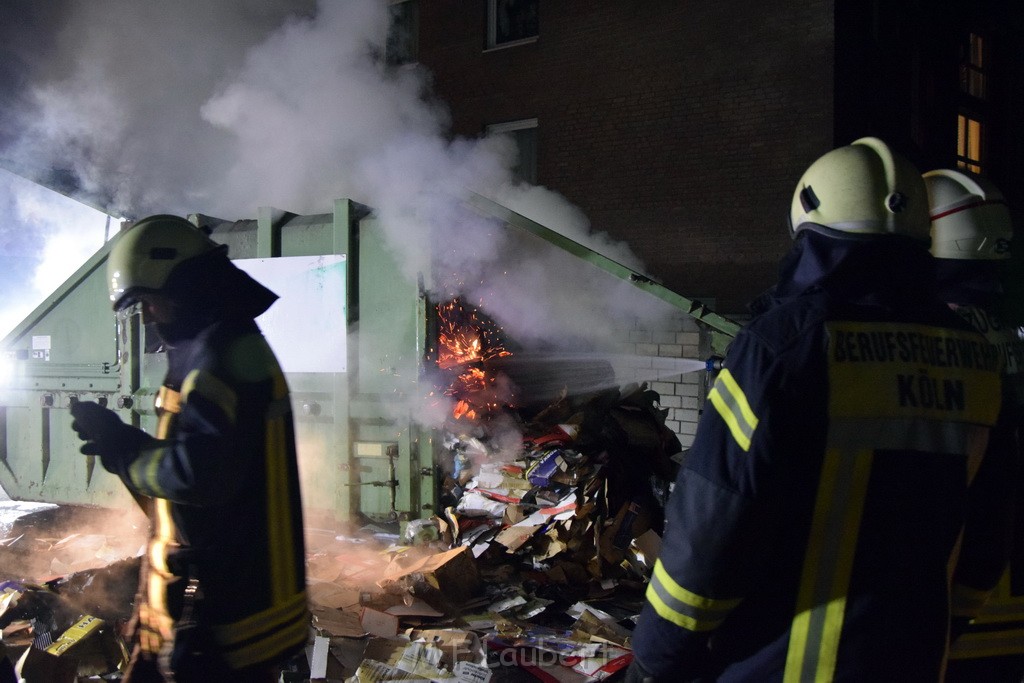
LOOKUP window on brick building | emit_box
[386,0,418,66]
[960,33,986,100]
[487,118,538,184]
[487,0,539,50]
[957,114,984,174]
[955,32,988,174]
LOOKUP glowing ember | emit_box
[436,299,513,420]
[453,399,474,420]
[437,300,511,369]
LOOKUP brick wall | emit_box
[614,313,714,450]
[417,0,834,314]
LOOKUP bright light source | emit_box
[0,353,15,388]
[0,169,115,339]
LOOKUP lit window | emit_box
[487,119,538,184]
[386,0,418,66]
[487,0,539,50]
[957,114,983,174]
[960,33,986,99]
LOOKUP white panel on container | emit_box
[235,255,347,373]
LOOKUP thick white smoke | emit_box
[193,1,672,346]
[3,1,322,215]
[1,0,685,406]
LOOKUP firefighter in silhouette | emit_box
[69,215,308,682]
[624,138,1012,681]
[925,169,1024,683]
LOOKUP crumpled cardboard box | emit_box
[376,547,480,614]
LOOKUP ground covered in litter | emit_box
[0,383,684,682]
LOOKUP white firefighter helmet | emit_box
[924,168,1012,260]
[107,214,220,311]
[789,137,930,241]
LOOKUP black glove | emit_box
[70,400,153,474]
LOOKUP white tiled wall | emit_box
[613,313,715,449]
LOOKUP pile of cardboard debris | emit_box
[0,383,683,682]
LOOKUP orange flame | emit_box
[453,400,475,420]
[436,299,513,420]
[437,300,511,370]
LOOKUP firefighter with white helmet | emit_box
[70,215,308,682]
[925,169,1024,683]
[927,169,1012,260]
[787,135,931,239]
[625,139,1011,681]
[106,214,226,310]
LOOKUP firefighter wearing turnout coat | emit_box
[925,169,1024,683]
[625,138,1012,682]
[69,215,308,682]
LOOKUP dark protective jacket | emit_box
[937,260,1024,669]
[629,232,1011,682]
[114,260,308,671]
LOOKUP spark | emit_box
[435,298,514,420]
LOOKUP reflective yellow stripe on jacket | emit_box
[130,370,240,497]
[139,386,181,654]
[785,446,874,683]
[645,559,742,632]
[182,369,238,424]
[950,570,1024,658]
[950,628,1024,659]
[265,370,299,604]
[212,366,307,668]
[213,590,309,669]
[708,369,759,451]
[783,321,1002,681]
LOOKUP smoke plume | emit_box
[1,0,681,347]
